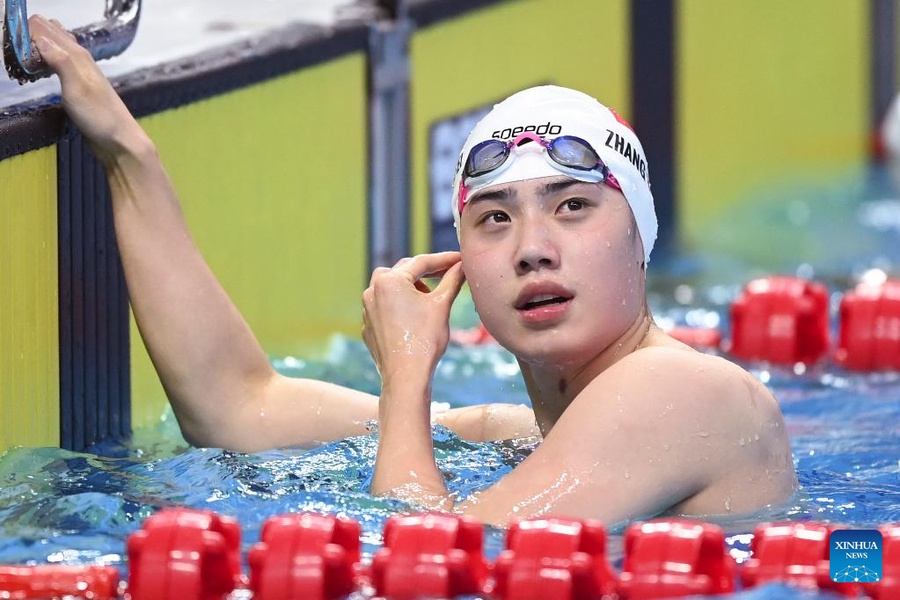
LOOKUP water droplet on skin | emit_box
[739,437,746,447]
[624,471,631,479]
[662,444,671,451]
[725,497,732,512]
[754,434,760,441]
[694,431,710,438]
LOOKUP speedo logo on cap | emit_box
[492,122,562,140]
[605,129,647,181]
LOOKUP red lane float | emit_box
[837,280,900,371]
[248,513,360,600]
[0,564,120,599]
[618,519,735,599]
[127,507,243,600]
[491,517,616,600]
[729,276,830,365]
[740,522,859,596]
[371,513,488,599]
[3,508,900,599]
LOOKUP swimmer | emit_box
[31,15,797,526]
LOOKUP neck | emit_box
[520,304,656,436]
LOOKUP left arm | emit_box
[363,253,465,504]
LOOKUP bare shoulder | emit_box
[559,343,796,516]
[456,344,795,524]
[603,344,781,420]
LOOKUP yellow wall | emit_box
[0,0,883,445]
[409,0,631,253]
[678,0,869,251]
[0,148,60,449]
[130,54,369,427]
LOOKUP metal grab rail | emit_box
[3,0,141,83]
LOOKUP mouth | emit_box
[518,293,571,310]
[515,285,575,312]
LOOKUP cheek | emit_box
[461,250,510,325]
[571,229,644,302]
[461,250,499,296]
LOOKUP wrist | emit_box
[378,372,432,425]
[92,119,156,167]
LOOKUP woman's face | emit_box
[458,176,646,368]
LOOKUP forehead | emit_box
[466,175,608,206]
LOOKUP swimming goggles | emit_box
[457,131,621,214]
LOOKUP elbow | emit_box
[174,417,218,449]
[175,413,260,453]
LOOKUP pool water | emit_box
[1,326,899,577]
[1,167,899,598]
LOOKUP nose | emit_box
[513,217,560,275]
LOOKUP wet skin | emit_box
[32,13,797,526]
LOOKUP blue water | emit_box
[1,166,899,597]
[1,332,899,596]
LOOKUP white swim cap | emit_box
[452,85,657,263]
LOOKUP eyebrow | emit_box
[535,178,597,197]
[466,186,514,208]
[467,177,594,208]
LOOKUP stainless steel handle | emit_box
[3,0,141,83]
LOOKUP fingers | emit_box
[392,252,461,283]
[29,15,77,50]
[29,15,88,74]
[368,266,392,287]
[369,252,462,290]
[433,262,466,301]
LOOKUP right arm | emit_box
[32,16,537,451]
[32,16,383,451]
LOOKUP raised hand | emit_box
[362,252,465,383]
[29,15,143,162]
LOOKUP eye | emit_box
[479,210,510,225]
[559,198,587,213]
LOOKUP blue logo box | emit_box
[830,529,883,583]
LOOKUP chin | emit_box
[496,332,592,369]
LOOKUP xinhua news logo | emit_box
[830,529,883,583]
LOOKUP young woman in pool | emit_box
[31,15,797,526]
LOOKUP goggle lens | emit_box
[465,140,510,178]
[547,137,601,170]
